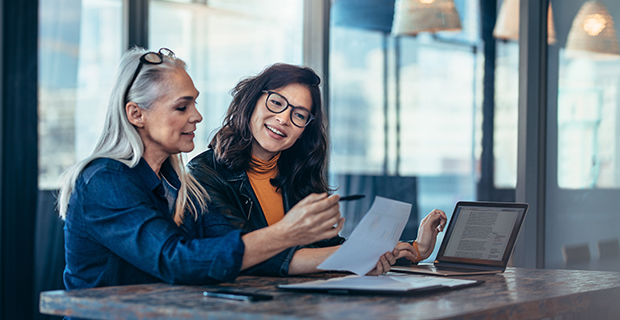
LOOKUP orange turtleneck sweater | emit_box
[247,153,285,225]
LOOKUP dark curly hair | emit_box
[210,63,331,201]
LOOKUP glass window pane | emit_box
[329,28,386,175]
[39,0,123,189]
[149,0,304,161]
[494,41,519,188]
[398,38,477,179]
[557,53,620,189]
[546,0,620,272]
[329,0,481,261]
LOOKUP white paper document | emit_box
[278,273,479,292]
[317,196,412,275]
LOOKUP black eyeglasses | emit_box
[123,48,176,104]
[262,90,315,128]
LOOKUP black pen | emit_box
[339,194,365,201]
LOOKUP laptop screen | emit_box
[436,202,528,268]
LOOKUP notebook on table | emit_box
[391,201,528,276]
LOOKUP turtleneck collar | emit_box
[249,152,280,175]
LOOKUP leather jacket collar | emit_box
[188,149,294,231]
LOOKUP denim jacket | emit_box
[63,157,292,291]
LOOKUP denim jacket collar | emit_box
[134,157,180,193]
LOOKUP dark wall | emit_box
[0,0,39,319]
[34,190,65,320]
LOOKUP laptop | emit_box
[391,201,528,276]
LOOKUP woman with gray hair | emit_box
[57,47,346,290]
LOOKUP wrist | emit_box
[407,240,424,263]
[268,221,295,248]
[413,238,434,258]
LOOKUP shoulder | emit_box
[187,150,226,187]
[76,158,152,196]
[187,149,216,171]
[188,149,239,180]
[80,158,132,183]
[73,158,158,210]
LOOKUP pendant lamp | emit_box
[565,1,620,58]
[492,0,557,45]
[391,0,462,36]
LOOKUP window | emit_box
[39,0,306,187]
[149,0,304,161]
[493,41,519,188]
[545,0,620,270]
[557,51,620,189]
[329,0,482,258]
[39,0,123,189]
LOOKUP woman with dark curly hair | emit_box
[188,63,447,275]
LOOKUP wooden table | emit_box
[40,268,620,320]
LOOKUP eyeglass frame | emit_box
[123,48,176,104]
[261,90,315,128]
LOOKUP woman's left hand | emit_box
[366,242,418,275]
[415,209,448,259]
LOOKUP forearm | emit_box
[288,246,339,275]
[241,225,295,270]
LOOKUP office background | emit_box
[2,0,620,319]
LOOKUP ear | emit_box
[126,102,145,128]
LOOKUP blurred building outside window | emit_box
[39,0,123,189]
[38,0,304,189]
[494,40,519,189]
[149,0,304,162]
[328,0,485,261]
[557,53,620,189]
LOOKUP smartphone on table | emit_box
[203,290,273,302]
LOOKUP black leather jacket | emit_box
[187,149,345,248]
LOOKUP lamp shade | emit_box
[566,1,620,57]
[391,0,462,36]
[493,0,557,45]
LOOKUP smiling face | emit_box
[132,67,202,165]
[250,83,312,161]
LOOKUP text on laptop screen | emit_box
[443,206,522,261]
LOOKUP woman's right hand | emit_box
[273,193,344,247]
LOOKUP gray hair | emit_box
[58,47,208,224]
